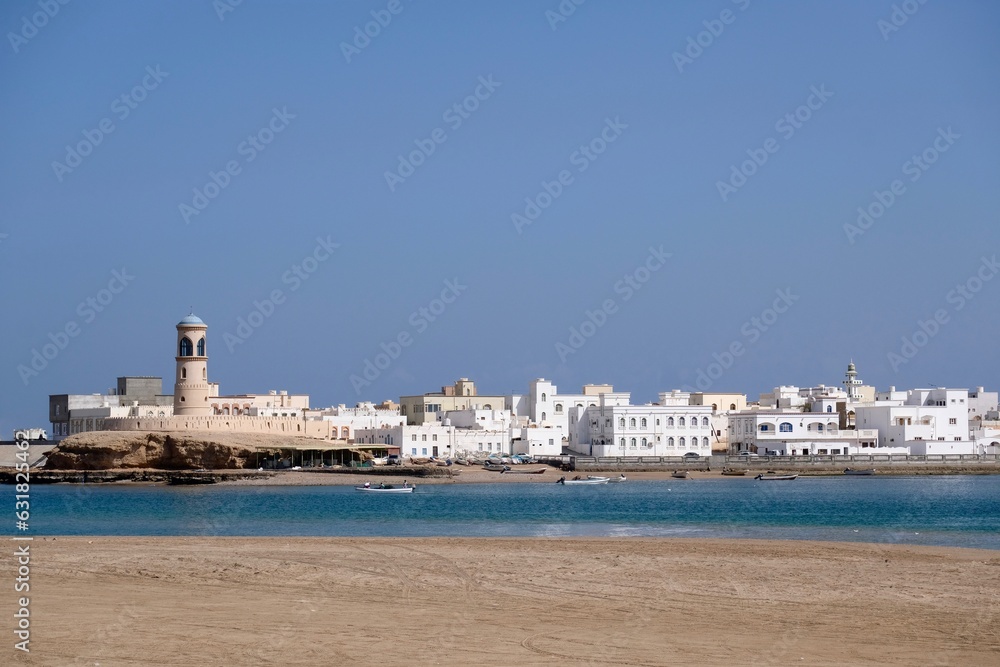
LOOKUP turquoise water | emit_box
[5,476,999,549]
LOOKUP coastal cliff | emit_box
[44,431,312,470]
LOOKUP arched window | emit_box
[640,418,647,428]
[555,403,563,413]
[641,437,647,447]
[826,405,833,413]
[702,417,710,427]
[817,423,824,432]
[779,422,793,432]
[668,417,674,427]
[197,337,206,356]
[703,437,710,447]
[760,424,769,432]
[541,393,546,402]
[630,438,636,448]
[541,412,546,421]
[620,438,625,448]
[679,437,686,447]
[179,337,193,356]
[668,437,674,447]
[619,418,625,428]
[730,403,736,410]
[712,403,718,411]
[630,418,636,428]
[679,417,686,427]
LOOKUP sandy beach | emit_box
[4,537,997,666]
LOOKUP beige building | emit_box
[688,392,747,413]
[400,378,505,425]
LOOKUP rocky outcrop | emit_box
[44,431,305,470]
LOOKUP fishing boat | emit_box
[754,473,798,481]
[483,463,510,472]
[557,476,609,485]
[721,468,746,476]
[587,475,610,482]
[671,470,688,479]
[500,468,547,475]
[355,482,415,493]
[843,468,876,476]
[608,474,627,483]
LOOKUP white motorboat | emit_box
[557,476,609,485]
[355,484,415,493]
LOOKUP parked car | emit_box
[386,454,402,466]
[734,451,760,457]
[682,452,701,460]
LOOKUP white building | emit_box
[315,402,406,441]
[728,411,882,456]
[854,387,977,455]
[575,392,714,458]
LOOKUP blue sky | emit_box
[2,0,998,431]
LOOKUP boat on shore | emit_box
[355,483,415,493]
[483,463,511,472]
[557,476,609,485]
[500,468,546,475]
[671,470,688,479]
[844,468,876,476]
[754,473,798,481]
[608,474,627,483]
[721,468,746,476]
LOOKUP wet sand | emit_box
[4,537,998,666]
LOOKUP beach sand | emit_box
[4,537,998,666]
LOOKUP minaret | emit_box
[173,314,211,416]
[843,360,862,401]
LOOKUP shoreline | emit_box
[6,536,998,666]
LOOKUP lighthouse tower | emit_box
[843,360,862,401]
[173,314,211,416]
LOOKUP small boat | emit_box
[355,483,415,493]
[608,474,627,483]
[754,473,798,481]
[500,468,546,475]
[671,470,688,479]
[483,463,510,472]
[721,468,746,476]
[557,476,609,485]
[587,475,610,482]
[844,468,876,476]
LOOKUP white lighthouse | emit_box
[173,314,211,416]
[843,360,863,401]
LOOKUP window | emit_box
[679,437,685,447]
[411,448,417,455]
[630,438,637,448]
[949,418,957,425]
[412,435,417,441]
[640,418,647,428]
[702,417,709,427]
[422,448,427,455]
[826,405,833,413]
[555,403,563,414]
[703,437,709,447]
[729,403,736,410]
[620,438,625,448]
[817,424,824,432]
[679,417,686,427]
[656,419,660,426]
[541,393,546,402]
[641,437,647,447]
[619,418,625,428]
[181,368,186,379]
[179,337,193,356]
[432,434,438,441]
[779,422,793,432]
[630,418,636,428]
[760,424,769,432]
[668,437,674,446]
[421,434,427,441]
[667,417,674,427]
[197,337,206,356]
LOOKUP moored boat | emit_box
[844,468,876,476]
[671,470,688,479]
[483,463,511,472]
[721,468,745,476]
[355,484,415,493]
[754,473,798,481]
[608,474,627,483]
[500,468,546,475]
[557,476,609,485]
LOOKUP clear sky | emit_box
[2,0,999,432]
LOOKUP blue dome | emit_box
[178,314,205,326]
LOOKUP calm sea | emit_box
[5,476,1000,549]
